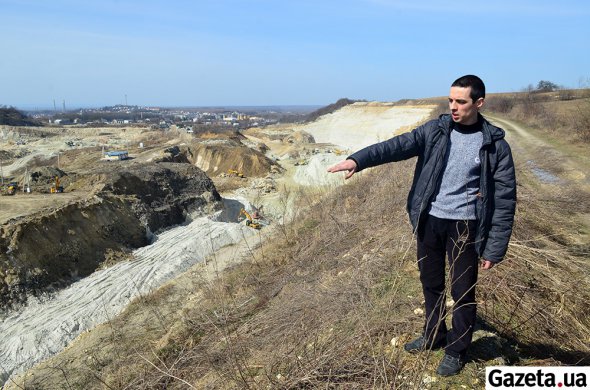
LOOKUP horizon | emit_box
[13,86,590,113]
[12,104,324,112]
[1,1,589,107]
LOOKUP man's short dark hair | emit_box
[452,75,485,102]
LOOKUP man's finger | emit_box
[327,160,356,174]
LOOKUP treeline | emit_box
[305,98,363,123]
[0,106,40,126]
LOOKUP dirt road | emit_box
[486,114,589,186]
[486,113,590,243]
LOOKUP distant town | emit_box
[25,104,320,131]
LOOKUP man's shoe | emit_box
[403,335,444,354]
[436,354,464,376]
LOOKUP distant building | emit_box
[103,151,129,161]
[51,119,72,125]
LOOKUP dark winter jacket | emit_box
[348,113,516,262]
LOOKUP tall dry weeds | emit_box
[479,173,590,363]
[101,158,590,388]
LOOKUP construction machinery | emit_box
[239,208,262,229]
[50,176,64,193]
[227,169,245,178]
[6,182,18,195]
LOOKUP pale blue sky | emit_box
[1,0,589,108]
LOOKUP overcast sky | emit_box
[1,0,589,108]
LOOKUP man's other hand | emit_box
[481,259,495,270]
[327,159,357,180]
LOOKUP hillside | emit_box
[4,96,590,389]
[0,107,39,126]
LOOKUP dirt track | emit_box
[486,114,589,186]
[486,114,590,245]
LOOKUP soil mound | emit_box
[190,143,276,177]
[28,167,67,189]
[283,130,315,144]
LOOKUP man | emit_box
[327,75,516,376]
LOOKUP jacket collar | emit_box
[439,113,504,146]
[480,113,505,145]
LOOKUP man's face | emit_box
[448,86,484,125]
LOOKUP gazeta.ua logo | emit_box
[486,367,589,389]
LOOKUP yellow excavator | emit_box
[6,182,18,195]
[227,169,245,178]
[50,176,64,193]
[239,208,262,229]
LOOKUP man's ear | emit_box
[476,97,485,110]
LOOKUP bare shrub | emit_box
[571,101,590,142]
[518,92,545,119]
[558,89,575,101]
[485,96,515,113]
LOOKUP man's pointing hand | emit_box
[327,159,358,180]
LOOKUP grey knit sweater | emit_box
[429,121,483,220]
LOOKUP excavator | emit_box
[239,208,262,229]
[227,169,245,178]
[50,176,64,193]
[5,182,18,195]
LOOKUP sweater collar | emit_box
[440,113,504,145]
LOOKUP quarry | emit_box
[0,102,434,384]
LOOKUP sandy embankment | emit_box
[298,103,433,151]
[292,103,434,186]
[0,197,257,382]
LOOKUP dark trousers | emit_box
[417,214,479,359]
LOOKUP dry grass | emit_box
[155,165,424,389]
[479,169,590,363]
[120,167,583,387]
